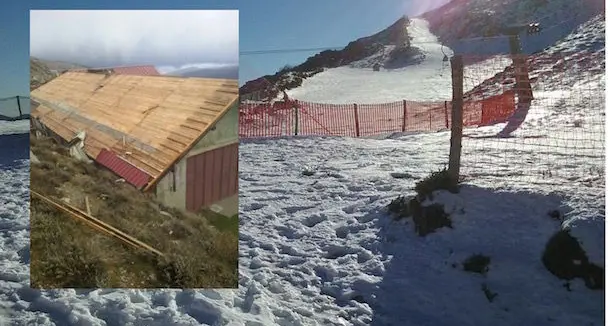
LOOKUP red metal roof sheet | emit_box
[112,65,160,76]
[96,149,152,189]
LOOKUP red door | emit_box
[185,142,238,211]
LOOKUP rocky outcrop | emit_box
[240,16,418,100]
[30,58,57,90]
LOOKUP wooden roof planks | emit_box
[31,71,239,187]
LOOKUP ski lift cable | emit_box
[240,35,513,56]
[241,16,584,57]
[242,16,582,84]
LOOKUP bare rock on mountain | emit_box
[240,15,419,100]
[30,57,87,90]
[30,57,57,90]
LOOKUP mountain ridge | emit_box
[240,0,604,101]
[165,64,239,79]
[240,15,418,101]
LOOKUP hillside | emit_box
[30,57,88,90]
[284,17,455,104]
[464,13,605,102]
[29,58,56,90]
[32,56,87,72]
[165,64,239,79]
[29,135,238,288]
[421,0,604,54]
[235,12,605,325]
[240,16,420,100]
[240,0,604,101]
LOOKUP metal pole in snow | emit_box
[294,101,299,136]
[353,103,360,137]
[402,100,407,132]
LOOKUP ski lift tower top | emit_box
[501,22,541,104]
[502,22,541,54]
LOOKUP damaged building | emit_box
[30,69,239,216]
[69,64,162,76]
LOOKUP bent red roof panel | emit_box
[113,65,160,76]
[96,149,152,189]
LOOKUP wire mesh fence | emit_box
[458,53,605,188]
[239,92,516,139]
[0,96,30,119]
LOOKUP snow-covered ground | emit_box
[287,18,456,104]
[0,120,30,136]
[286,18,514,104]
[1,14,605,326]
[0,122,31,325]
[2,132,604,326]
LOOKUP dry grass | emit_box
[30,134,238,289]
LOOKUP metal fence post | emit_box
[354,103,360,137]
[402,100,407,132]
[16,96,22,116]
[444,101,449,129]
[294,101,299,136]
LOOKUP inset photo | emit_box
[29,9,239,289]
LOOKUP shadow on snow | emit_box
[0,132,29,168]
[366,184,603,326]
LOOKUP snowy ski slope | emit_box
[0,15,604,326]
[286,18,513,104]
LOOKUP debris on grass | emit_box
[30,135,238,288]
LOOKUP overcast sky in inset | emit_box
[30,10,239,73]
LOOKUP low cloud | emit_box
[30,10,239,69]
[156,62,238,74]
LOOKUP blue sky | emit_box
[0,2,30,100]
[0,0,450,104]
[238,0,449,85]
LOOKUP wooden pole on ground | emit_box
[448,55,464,185]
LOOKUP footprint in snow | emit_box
[284,205,318,214]
[242,203,266,211]
[301,213,328,228]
